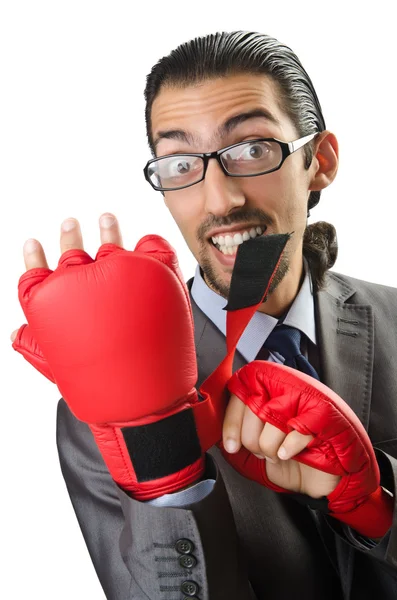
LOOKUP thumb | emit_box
[12,324,56,383]
[222,393,245,454]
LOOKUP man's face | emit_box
[151,73,317,299]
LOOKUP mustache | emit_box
[197,209,274,243]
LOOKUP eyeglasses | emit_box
[143,132,318,192]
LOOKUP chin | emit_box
[200,257,231,298]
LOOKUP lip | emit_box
[207,224,268,240]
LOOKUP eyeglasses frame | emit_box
[143,132,319,192]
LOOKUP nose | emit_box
[202,158,245,216]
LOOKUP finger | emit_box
[60,218,84,254]
[258,422,287,463]
[10,329,19,342]
[277,430,313,460]
[99,213,123,247]
[222,393,245,453]
[23,239,50,271]
[241,405,266,457]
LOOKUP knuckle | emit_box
[241,432,260,453]
[62,242,82,252]
[258,440,278,459]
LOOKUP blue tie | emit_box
[259,323,320,381]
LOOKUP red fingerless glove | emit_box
[13,236,204,500]
[224,361,393,539]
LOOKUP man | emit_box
[12,31,397,599]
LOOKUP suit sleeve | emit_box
[56,399,256,600]
[324,448,397,598]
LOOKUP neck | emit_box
[256,254,305,318]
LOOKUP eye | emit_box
[168,158,192,176]
[248,144,266,158]
[237,142,272,160]
[154,155,204,186]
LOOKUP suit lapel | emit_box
[315,271,374,431]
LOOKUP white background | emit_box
[1,1,396,598]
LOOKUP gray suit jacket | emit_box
[57,269,397,599]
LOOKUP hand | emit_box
[223,393,340,498]
[11,214,206,500]
[221,360,393,539]
[11,213,123,343]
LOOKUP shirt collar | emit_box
[191,258,316,363]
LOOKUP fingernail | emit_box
[24,239,38,254]
[100,214,116,228]
[278,447,287,459]
[224,439,238,453]
[62,219,77,232]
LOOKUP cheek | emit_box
[269,168,309,221]
[244,172,296,217]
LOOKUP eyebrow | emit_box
[153,108,281,150]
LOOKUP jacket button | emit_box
[179,554,197,569]
[181,580,199,596]
[175,538,194,554]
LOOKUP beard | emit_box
[199,241,291,300]
[195,206,293,300]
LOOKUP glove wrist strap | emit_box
[329,486,394,539]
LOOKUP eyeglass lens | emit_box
[147,140,283,190]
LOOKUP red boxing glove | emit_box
[13,236,205,500]
[13,231,290,500]
[225,361,393,539]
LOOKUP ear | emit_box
[308,131,339,192]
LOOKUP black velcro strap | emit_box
[121,408,202,482]
[224,233,291,311]
[289,492,330,513]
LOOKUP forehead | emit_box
[151,73,293,148]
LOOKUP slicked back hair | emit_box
[144,31,337,291]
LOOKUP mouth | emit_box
[208,225,268,265]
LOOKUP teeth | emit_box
[212,226,264,247]
[224,235,234,247]
[219,245,238,255]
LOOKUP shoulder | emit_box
[326,270,397,306]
